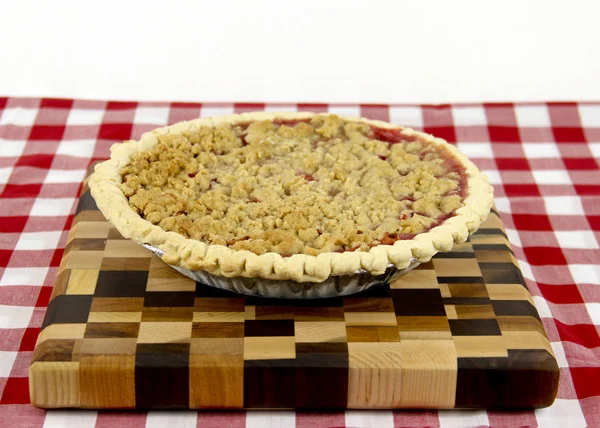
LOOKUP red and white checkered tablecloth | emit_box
[0,98,598,428]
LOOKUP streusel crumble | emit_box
[118,114,467,257]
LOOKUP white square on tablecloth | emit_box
[550,342,569,368]
[56,139,96,158]
[523,143,561,159]
[66,109,105,126]
[533,296,552,318]
[42,410,98,428]
[246,411,296,428]
[134,107,171,125]
[482,170,501,185]
[590,143,600,158]
[518,260,534,281]
[532,170,572,185]
[0,167,12,184]
[0,351,17,377]
[0,305,34,328]
[578,105,600,127]
[0,267,49,286]
[200,106,234,118]
[328,105,361,118]
[569,264,600,286]
[44,169,86,184]
[438,409,489,428]
[389,106,423,128]
[146,411,197,428]
[15,231,62,251]
[535,399,586,428]
[451,106,487,126]
[30,198,75,216]
[555,231,599,249]
[345,410,394,428]
[543,196,584,215]
[494,197,511,213]
[515,105,551,127]
[505,228,522,247]
[0,140,27,157]
[457,142,494,158]
[586,303,600,325]
[0,108,38,126]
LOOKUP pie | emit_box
[90,112,493,282]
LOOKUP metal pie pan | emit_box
[142,243,419,299]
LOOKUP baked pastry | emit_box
[89,112,493,282]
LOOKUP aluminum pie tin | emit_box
[142,243,419,299]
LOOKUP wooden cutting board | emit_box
[29,176,559,410]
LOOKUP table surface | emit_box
[0,98,598,427]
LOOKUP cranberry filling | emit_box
[273,118,311,127]
[298,172,315,181]
[226,236,250,245]
[370,125,418,144]
[378,232,417,246]
[444,155,469,199]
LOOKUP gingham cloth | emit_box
[0,98,598,428]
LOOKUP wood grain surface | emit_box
[29,176,559,409]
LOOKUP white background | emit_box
[1,0,599,103]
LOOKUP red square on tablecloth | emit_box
[28,125,65,141]
[40,98,74,109]
[0,378,30,404]
[553,127,587,143]
[18,328,40,352]
[571,367,600,399]
[423,126,457,143]
[98,123,132,141]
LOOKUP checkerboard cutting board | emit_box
[29,178,559,410]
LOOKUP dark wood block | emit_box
[295,343,348,408]
[492,300,541,321]
[456,357,511,408]
[433,252,476,259]
[449,319,502,336]
[95,271,148,297]
[42,295,93,328]
[144,291,195,307]
[194,297,245,312]
[455,350,559,409]
[244,359,295,409]
[135,343,190,409]
[391,289,446,316]
[245,320,295,337]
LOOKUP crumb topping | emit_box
[119,114,467,256]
